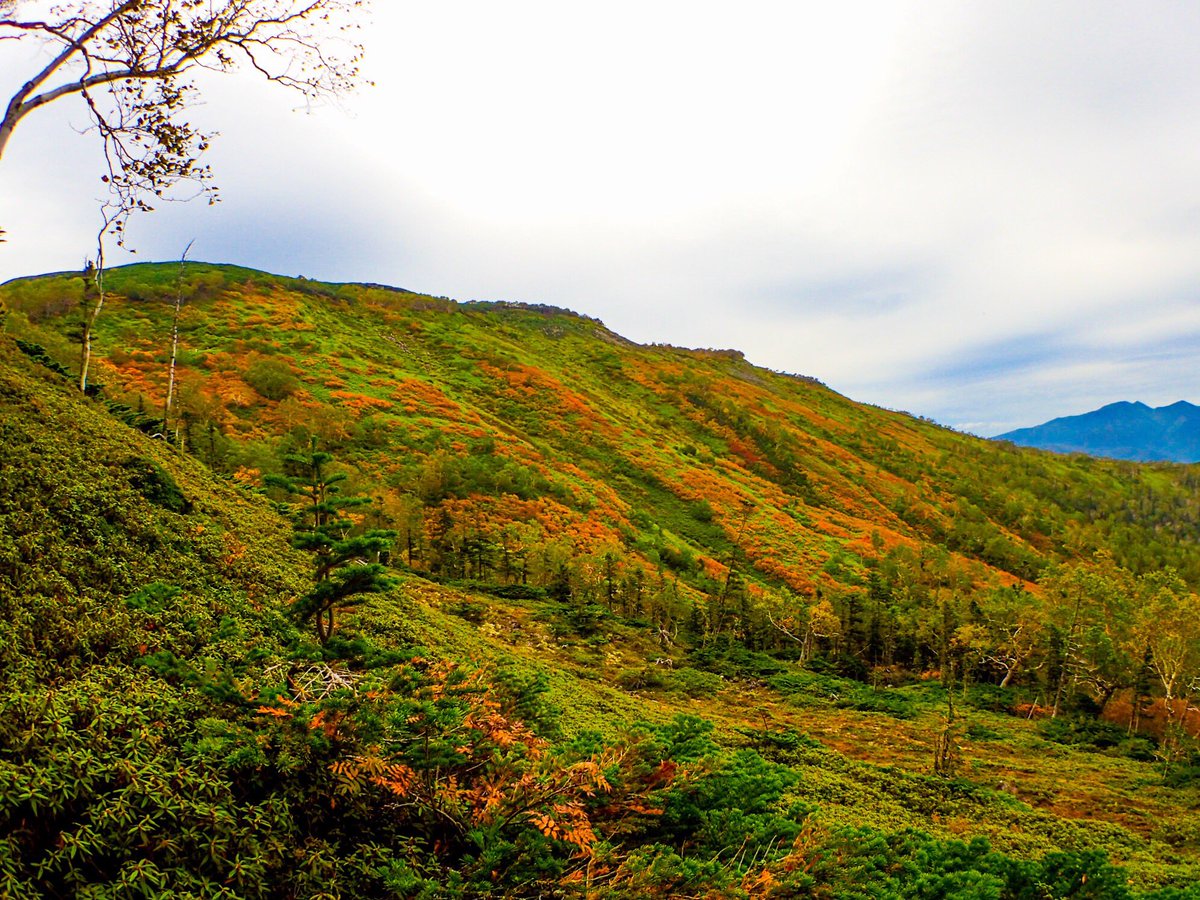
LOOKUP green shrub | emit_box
[244,357,299,400]
[659,544,696,573]
[768,671,918,719]
[124,582,182,613]
[121,457,190,512]
[617,666,669,691]
[689,644,785,679]
[838,689,917,719]
[962,682,1019,713]
[448,600,487,624]
[465,581,547,600]
[1039,716,1156,760]
[965,722,1004,741]
[668,667,722,698]
[14,339,71,379]
[562,601,609,636]
[1162,757,1200,789]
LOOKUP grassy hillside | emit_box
[3,263,1200,897]
[8,262,1200,585]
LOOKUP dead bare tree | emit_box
[78,202,118,393]
[162,238,193,442]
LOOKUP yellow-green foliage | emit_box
[5,266,1200,896]
[8,261,1200,598]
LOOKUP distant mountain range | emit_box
[995,400,1200,462]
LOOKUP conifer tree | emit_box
[267,441,396,644]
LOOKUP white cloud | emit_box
[4,1,1200,434]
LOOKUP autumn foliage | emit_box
[5,266,1200,895]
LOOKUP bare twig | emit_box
[1,1,367,239]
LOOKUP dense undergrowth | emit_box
[2,265,1200,896]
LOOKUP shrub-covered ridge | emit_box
[3,265,1200,895]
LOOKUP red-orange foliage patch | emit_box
[329,390,393,414]
[393,378,470,421]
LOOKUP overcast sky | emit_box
[3,1,1200,435]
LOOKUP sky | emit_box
[3,1,1200,435]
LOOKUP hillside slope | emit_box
[3,263,1200,895]
[7,261,1200,590]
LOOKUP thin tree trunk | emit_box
[80,208,119,393]
[1052,592,1084,718]
[163,241,194,439]
[1097,684,1117,717]
[79,263,104,393]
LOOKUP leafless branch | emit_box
[1,0,367,238]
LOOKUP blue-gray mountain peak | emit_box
[995,401,1200,462]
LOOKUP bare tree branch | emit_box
[1,0,367,238]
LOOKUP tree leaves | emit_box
[0,0,367,240]
[267,441,396,643]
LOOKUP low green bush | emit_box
[668,666,723,698]
[1038,716,1157,761]
[689,644,785,679]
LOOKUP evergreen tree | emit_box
[266,441,396,644]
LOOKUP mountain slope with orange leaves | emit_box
[4,262,1200,893]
